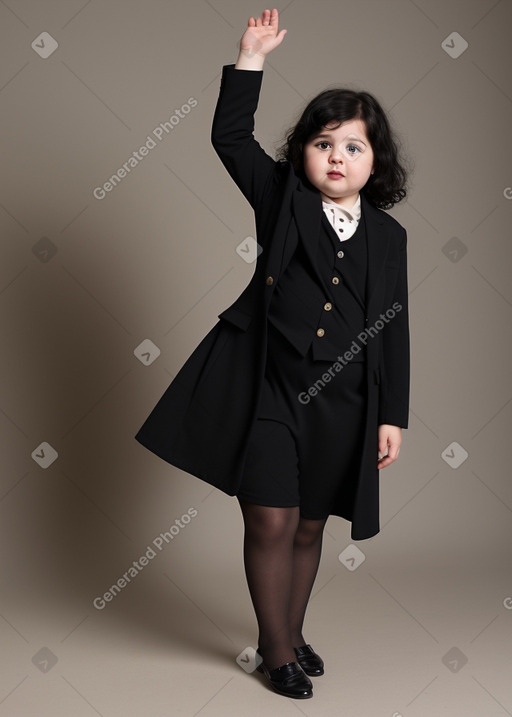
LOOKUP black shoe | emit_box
[293,644,325,676]
[255,651,313,699]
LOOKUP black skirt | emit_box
[236,321,367,519]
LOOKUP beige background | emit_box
[1,1,511,715]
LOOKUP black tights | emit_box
[238,499,328,671]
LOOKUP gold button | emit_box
[331,276,340,285]
[265,276,274,286]
[324,302,332,311]
[337,250,344,258]
[316,328,325,337]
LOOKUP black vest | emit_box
[267,205,368,362]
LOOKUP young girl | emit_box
[135,7,410,700]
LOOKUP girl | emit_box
[135,7,410,701]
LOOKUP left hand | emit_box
[377,424,402,469]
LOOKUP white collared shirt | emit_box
[321,194,361,241]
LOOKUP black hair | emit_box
[276,87,409,210]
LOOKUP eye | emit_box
[315,141,331,150]
[346,144,362,154]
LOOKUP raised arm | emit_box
[211,8,287,210]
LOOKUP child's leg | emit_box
[237,499,300,671]
[289,515,328,648]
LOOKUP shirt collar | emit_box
[321,194,361,222]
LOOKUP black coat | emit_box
[134,64,410,540]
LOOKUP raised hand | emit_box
[239,8,287,58]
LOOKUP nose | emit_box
[329,149,344,165]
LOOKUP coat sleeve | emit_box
[378,226,410,428]
[211,63,280,211]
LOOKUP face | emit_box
[302,119,374,208]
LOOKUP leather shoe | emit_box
[255,651,313,698]
[293,644,324,676]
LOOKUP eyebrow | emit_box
[313,133,367,145]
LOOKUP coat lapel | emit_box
[291,185,390,314]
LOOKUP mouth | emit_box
[327,171,344,179]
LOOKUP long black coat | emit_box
[134,64,410,541]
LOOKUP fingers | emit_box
[254,8,277,27]
[255,10,267,27]
[378,434,387,453]
[377,448,399,469]
[377,431,401,469]
[275,28,287,46]
[378,446,400,468]
[244,8,287,50]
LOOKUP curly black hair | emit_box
[275,87,409,210]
